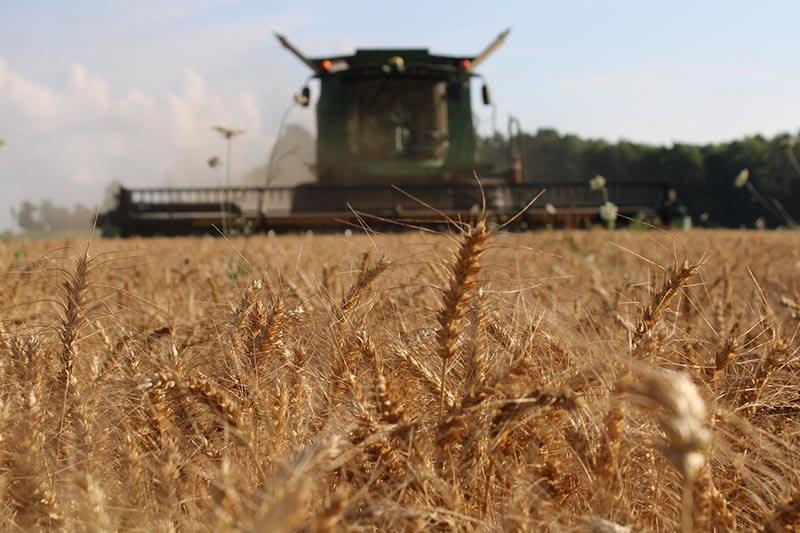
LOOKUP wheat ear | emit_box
[436,217,488,415]
[622,368,710,533]
[634,260,700,350]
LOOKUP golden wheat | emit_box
[0,228,798,530]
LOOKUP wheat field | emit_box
[0,225,799,531]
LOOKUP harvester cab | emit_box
[276,30,510,188]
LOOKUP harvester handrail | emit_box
[119,180,665,194]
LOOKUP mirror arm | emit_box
[274,32,320,73]
[470,28,511,70]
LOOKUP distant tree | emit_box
[71,204,96,228]
[11,200,43,232]
[11,199,95,233]
[39,200,72,231]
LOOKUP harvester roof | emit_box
[275,29,510,78]
[309,49,475,77]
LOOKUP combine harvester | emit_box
[99,31,669,236]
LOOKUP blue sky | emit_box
[1,0,799,229]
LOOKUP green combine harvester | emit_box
[99,31,669,236]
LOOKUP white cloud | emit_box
[0,54,281,230]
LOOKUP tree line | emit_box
[480,128,800,227]
[10,128,800,232]
[11,200,96,234]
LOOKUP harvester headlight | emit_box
[320,59,333,71]
[458,58,472,70]
[387,56,405,72]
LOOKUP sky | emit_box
[1,0,799,230]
